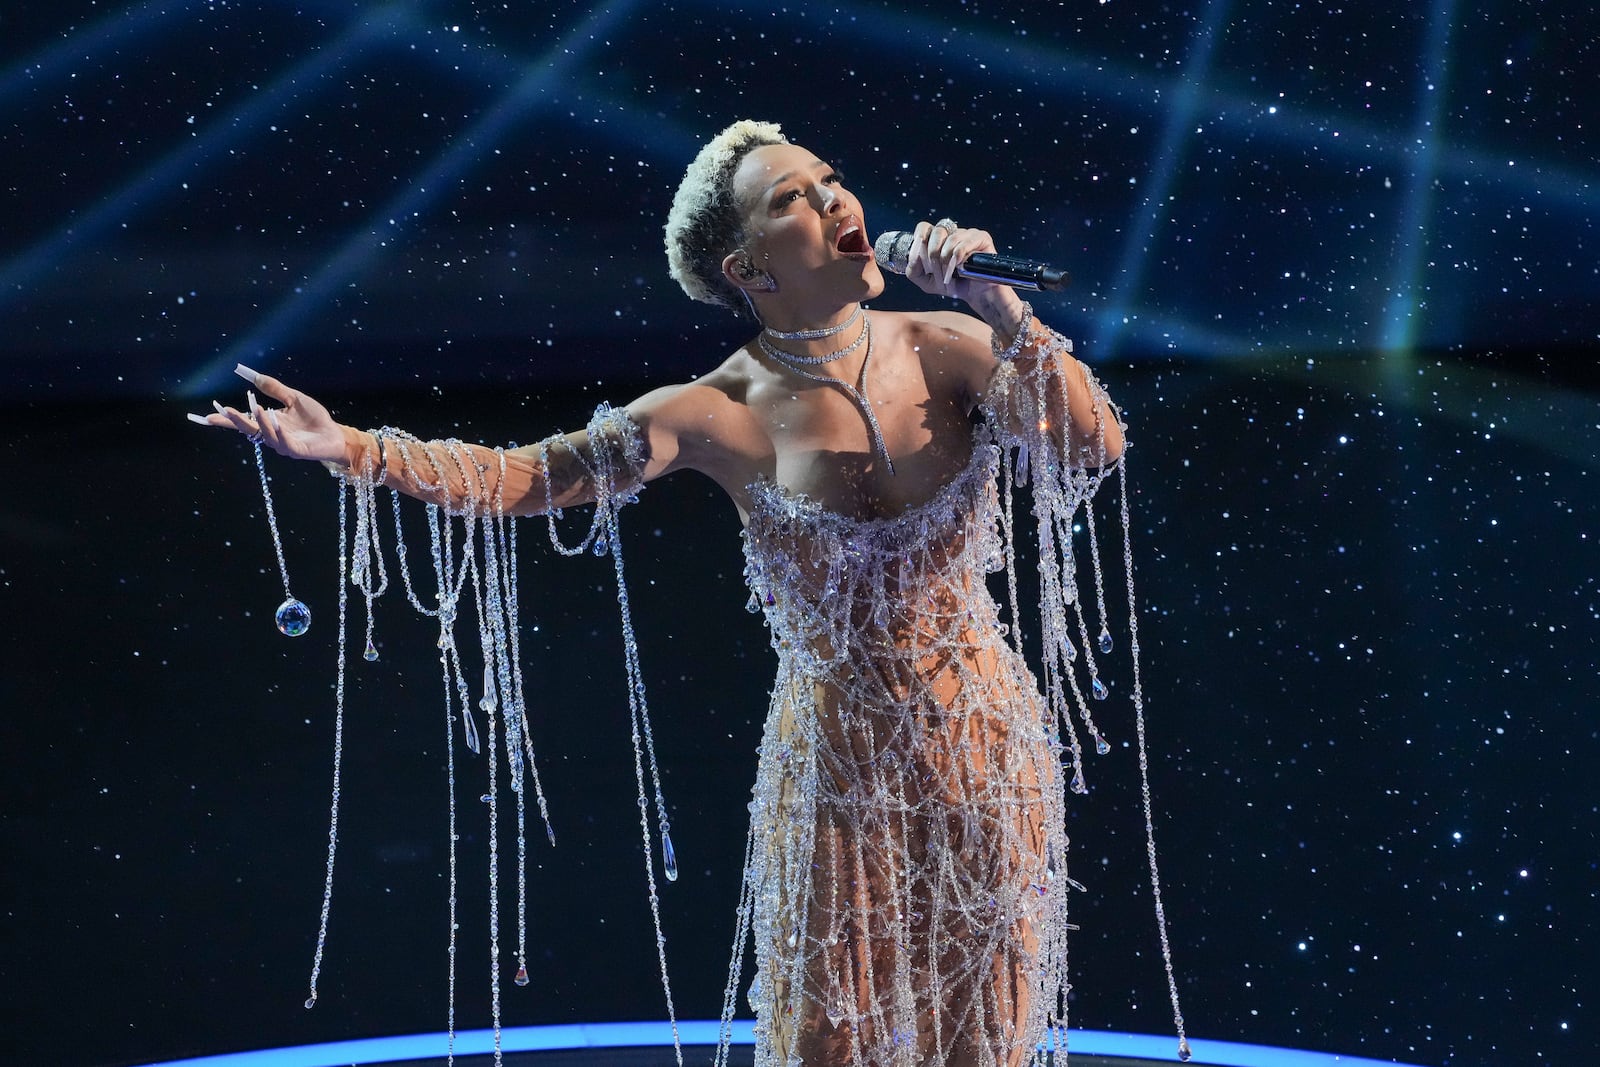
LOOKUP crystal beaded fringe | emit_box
[989,333,1190,1062]
[300,404,682,1067]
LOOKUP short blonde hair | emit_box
[664,119,788,315]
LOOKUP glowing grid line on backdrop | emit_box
[1379,0,1458,354]
[178,0,640,396]
[2,0,1593,373]
[1093,0,1232,361]
[130,1022,1432,1067]
[0,5,418,307]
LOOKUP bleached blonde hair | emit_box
[664,119,788,316]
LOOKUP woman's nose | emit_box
[812,184,840,213]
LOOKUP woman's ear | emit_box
[722,250,776,293]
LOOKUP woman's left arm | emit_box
[903,220,1124,463]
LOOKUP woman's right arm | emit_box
[190,364,740,517]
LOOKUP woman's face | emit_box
[730,142,883,303]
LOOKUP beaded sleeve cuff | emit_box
[327,406,651,521]
[989,299,1036,362]
[583,402,651,502]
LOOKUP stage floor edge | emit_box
[125,1021,1431,1067]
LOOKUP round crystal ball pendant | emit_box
[275,597,312,637]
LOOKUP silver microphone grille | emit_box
[873,231,916,275]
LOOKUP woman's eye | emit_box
[824,171,844,186]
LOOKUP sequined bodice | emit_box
[741,431,1006,675]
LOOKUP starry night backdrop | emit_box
[0,2,1595,1066]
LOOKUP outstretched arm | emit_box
[190,364,683,517]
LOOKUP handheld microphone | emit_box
[873,230,1070,292]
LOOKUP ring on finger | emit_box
[935,217,959,232]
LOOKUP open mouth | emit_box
[835,220,872,259]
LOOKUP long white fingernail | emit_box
[248,390,259,416]
[186,412,210,426]
[212,400,226,414]
[235,363,262,385]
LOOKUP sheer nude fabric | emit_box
[734,425,1071,1067]
[335,406,647,519]
[713,309,1161,1066]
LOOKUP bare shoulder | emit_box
[626,348,759,429]
[877,309,997,411]
[624,346,772,484]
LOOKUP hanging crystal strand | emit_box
[1066,385,1113,711]
[471,508,532,993]
[473,499,534,995]
[502,514,556,848]
[538,435,607,557]
[586,406,682,1064]
[603,498,683,1063]
[713,821,761,1067]
[1084,504,1113,659]
[304,479,353,1010]
[493,514,538,986]
[998,456,1026,660]
[421,500,464,1065]
[1115,454,1191,1063]
[386,435,468,619]
[348,459,389,662]
[1049,502,1112,754]
[1030,472,1088,793]
[472,513,518,786]
[443,514,482,757]
[428,506,478,761]
[510,739,531,989]
[479,592,506,1067]
[390,483,440,615]
[251,439,313,636]
[1019,345,1130,793]
[1052,504,1113,761]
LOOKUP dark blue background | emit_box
[1,2,1594,1065]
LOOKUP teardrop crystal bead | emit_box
[662,831,679,882]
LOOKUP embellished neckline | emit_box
[747,428,994,531]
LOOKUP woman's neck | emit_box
[759,300,862,340]
[754,304,873,384]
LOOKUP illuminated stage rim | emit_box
[132,1021,1429,1067]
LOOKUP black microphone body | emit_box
[873,230,1070,292]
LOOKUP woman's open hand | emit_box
[187,364,348,465]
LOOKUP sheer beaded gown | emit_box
[719,329,1147,1067]
[331,319,1180,1067]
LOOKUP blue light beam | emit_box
[1380,0,1460,353]
[178,0,640,398]
[0,5,418,309]
[1094,0,1232,361]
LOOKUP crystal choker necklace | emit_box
[757,311,869,368]
[762,304,863,343]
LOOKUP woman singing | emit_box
[194,119,1185,1067]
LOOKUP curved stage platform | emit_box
[134,1021,1427,1067]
